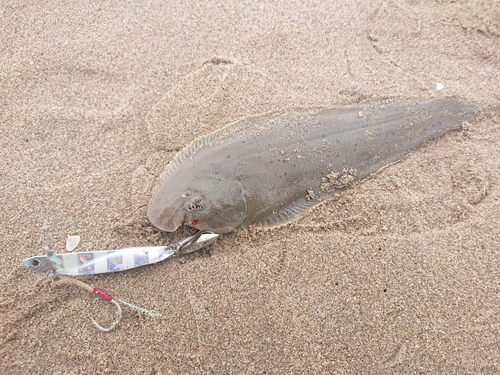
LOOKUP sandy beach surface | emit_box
[1,1,499,374]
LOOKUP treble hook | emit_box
[54,277,122,332]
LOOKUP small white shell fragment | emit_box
[436,82,444,90]
[66,235,81,251]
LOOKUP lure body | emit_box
[23,232,219,276]
[23,246,173,276]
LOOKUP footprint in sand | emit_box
[146,57,294,152]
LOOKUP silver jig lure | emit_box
[23,231,219,276]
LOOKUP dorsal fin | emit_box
[158,117,245,182]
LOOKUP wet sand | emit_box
[1,1,499,373]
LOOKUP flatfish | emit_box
[148,97,473,233]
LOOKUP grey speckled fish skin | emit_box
[148,97,473,234]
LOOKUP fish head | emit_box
[148,174,247,234]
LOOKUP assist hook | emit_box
[54,276,122,332]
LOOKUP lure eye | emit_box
[30,259,41,267]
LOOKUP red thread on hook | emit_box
[190,218,199,226]
[93,287,113,302]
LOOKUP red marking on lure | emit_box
[190,218,199,226]
[93,287,113,302]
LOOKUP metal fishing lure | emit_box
[23,231,219,276]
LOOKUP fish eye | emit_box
[30,259,41,267]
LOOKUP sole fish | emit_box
[148,97,473,233]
